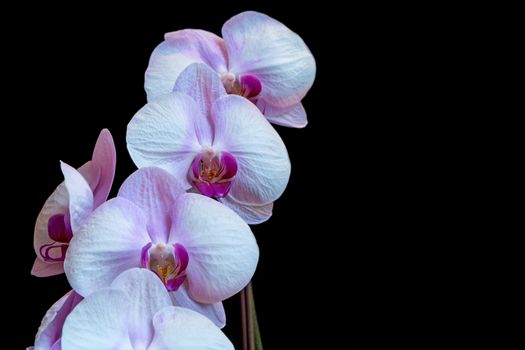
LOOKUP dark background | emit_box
[4,2,433,349]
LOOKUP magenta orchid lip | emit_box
[222,73,262,101]
[140,242,189,292]
[191,149,238,198]
[47,213,73,243]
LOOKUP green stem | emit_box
[240,288,248,350]
[247,282,264,350]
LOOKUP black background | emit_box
[4,2,431,349]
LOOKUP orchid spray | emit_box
[29,11,315,350]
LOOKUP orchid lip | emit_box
[191,150,238,198]
[39,242,68,262]
[48,214,73,243]
[239,75,262,99]
[141,242,189,292]
[221,73,262,100]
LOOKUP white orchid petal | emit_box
[127,93,202,189]
[149,307,234,350]
[110,268,173,348]
[219,197,273,225]
[171,285,226,328]
[212,95,291,205]
[223,11,315,107]
[61,161,94,233]
[61,289,134,350]
[145,30,228,101]
[170,193,258,303]
[64,198,150,297]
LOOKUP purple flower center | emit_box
[141,242,189,292]
[190,149,238,198]
[40,213,73,262]
[221,73,262,101]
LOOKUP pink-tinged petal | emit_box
[118,168,186,243]
[174,63,227,145]
[212,95,291,205]
[77,160,101,195]
[145,30,228,101]
[169,193,258,303]
[222,11,316,107]
[61,162,94,234]
[149,307,233,350]
[64,198,150,297]
[91,129,116,207]
[34,290,82,349]
[61,289,134,350]
[257,99,308,128]
[219,197,274,225]
[127,93,202,190]
[170,285,226,328]
[31,258,65,277]
[110,268,172,349]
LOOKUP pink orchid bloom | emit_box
[145,11,316,128]
[64,167,258,327]
[128,63,291,224]
[27,290,83,350]
[61,269,233,350]
[32,129,116,277]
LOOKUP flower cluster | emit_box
[29,11,315,350]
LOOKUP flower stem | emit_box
[240,287,248,350]
[247,282,255,350]
[241,281,263,350]
[247,282,264,350]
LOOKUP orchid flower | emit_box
[128,63,290,224]
[64,167,258,327]
[145,11,316,128]
[27,290,83,350]
[32,129,116,277]
[60,268,233,350]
